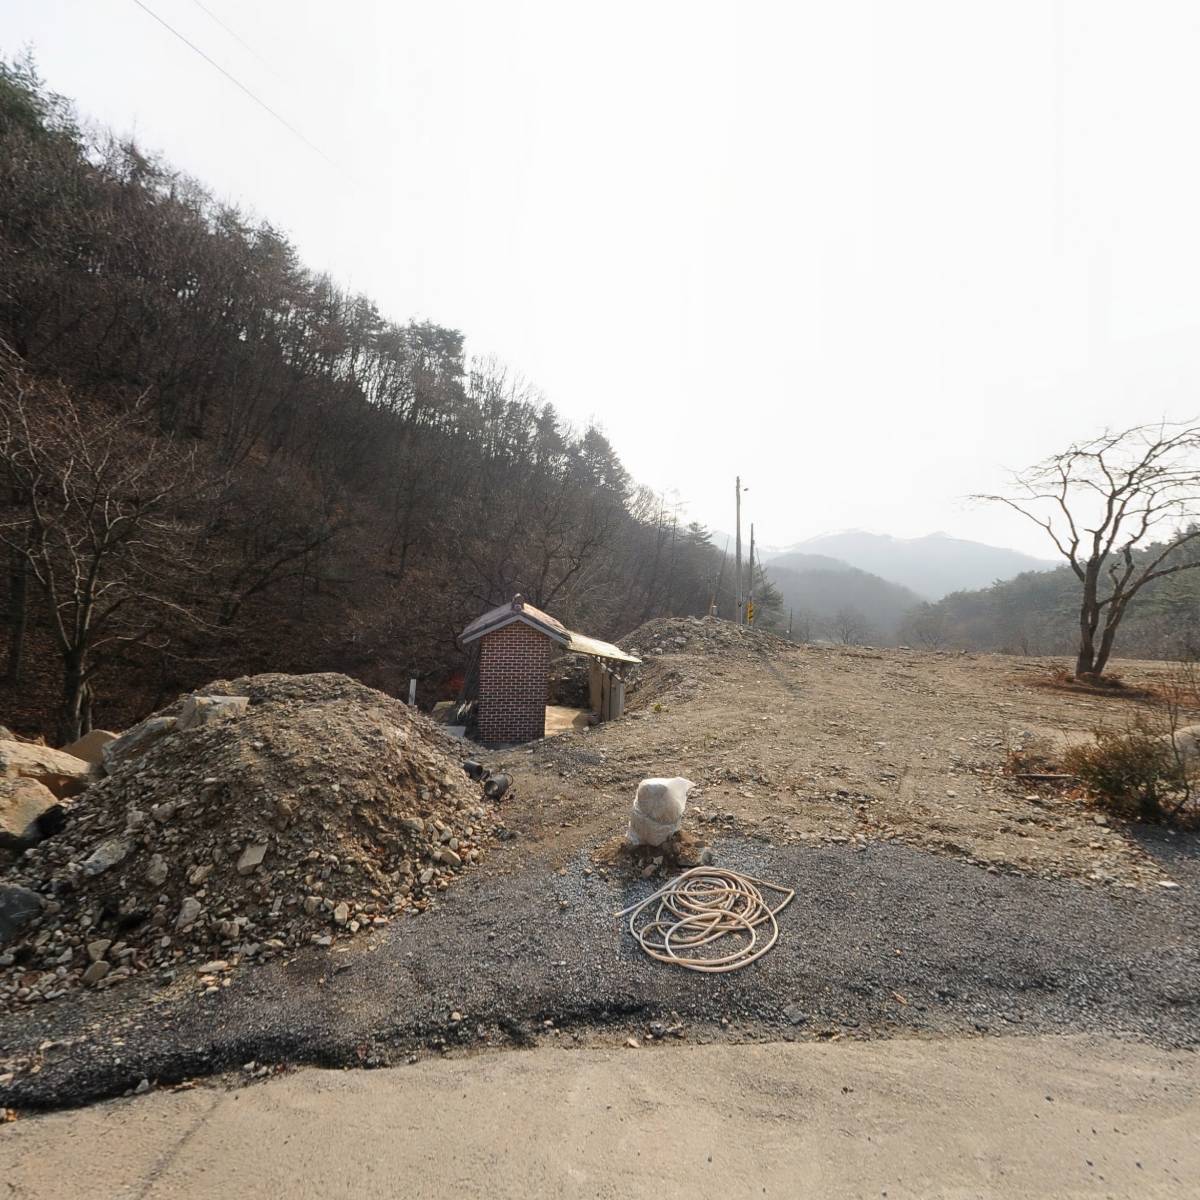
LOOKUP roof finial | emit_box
[511,593,524,610]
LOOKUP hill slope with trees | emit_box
[774,531,1055,599]
[0,57,780,739]
[765,554,923,643]
[903,537,1200,659]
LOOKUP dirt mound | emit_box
[620,615,792,660]
[618,616,796,710]
[0,673,495,1009]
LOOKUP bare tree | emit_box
[901,602,951,650]
[981,423,1200,680]
[0,359,209,742]
[789,609,815,643]
[828,605,870,645]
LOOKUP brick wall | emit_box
[477,622,553,744]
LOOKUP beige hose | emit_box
[615,866,795,973]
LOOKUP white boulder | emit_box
[627,777,695,847]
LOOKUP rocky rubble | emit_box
[0,673,495,1009]
[619,614,793,663]
[617,616,796,710]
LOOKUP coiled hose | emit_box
[615,866,795,973]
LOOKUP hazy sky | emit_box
[6,1,1200,556]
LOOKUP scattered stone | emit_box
[0,884,44,945]
[86,939,111,963]
[145,854,169,887]
[236,842,268,876]
[176,897,203,930]
[82,837,130,877]
[82,961,110,986]
[101,717,177,773]
[333,902,350,925]
[177,694,249,732]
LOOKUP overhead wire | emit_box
[187,0,284,81]
[130,0,340,170]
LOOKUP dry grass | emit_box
[1022,667,1155,701]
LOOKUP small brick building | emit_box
[460,595,640,745]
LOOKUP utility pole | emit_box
[747,523,756,624]
[734,476,743,623]
[788,608,794,639]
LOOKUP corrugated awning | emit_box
[565,631,641,665]
[460,595,641,665]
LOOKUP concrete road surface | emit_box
[2,1035,1197,1199]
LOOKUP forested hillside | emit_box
[765,554,923,643]
[778,531,1055,599]
[903,536,1200,659]
[0,58,780,740]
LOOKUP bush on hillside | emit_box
[1062,719,1192,823]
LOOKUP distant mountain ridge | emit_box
[763,554,924,643]
[764,531,1056,600]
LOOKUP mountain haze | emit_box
[766,532,1056,599]
[765,555,924,642]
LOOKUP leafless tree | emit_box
[980,423,1200,679]
[789,609,815,643]
[0,358,209,741]
[829,605,870,645]
[901,602,951,650]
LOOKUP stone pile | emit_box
[616,615,796,710]
[620,614,793,663]
[0,673,493,1009]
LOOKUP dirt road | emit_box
[3,1035,1196,1199]
[517,625,1198,885]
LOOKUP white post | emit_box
[408,678,417,706]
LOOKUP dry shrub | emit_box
[1027,668,1152,700]
[1062,718,1190,822]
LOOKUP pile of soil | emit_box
[620,615,793,660]
[618,616,797,711]
[0,673,495,1010]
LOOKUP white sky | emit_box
[6,0,1200,556]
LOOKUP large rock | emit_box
[101,717,177,773]
[0,777,59,847]
[627,777,695,847]
[1167,725,1200,769]
[178,694,249,731]
[0,739,95,799]
[61,729,118,767]
[0,883,44,945]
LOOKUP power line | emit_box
[130,0,339,170]
[188,0,286,82]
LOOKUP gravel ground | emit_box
[3,827,1197,1111]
